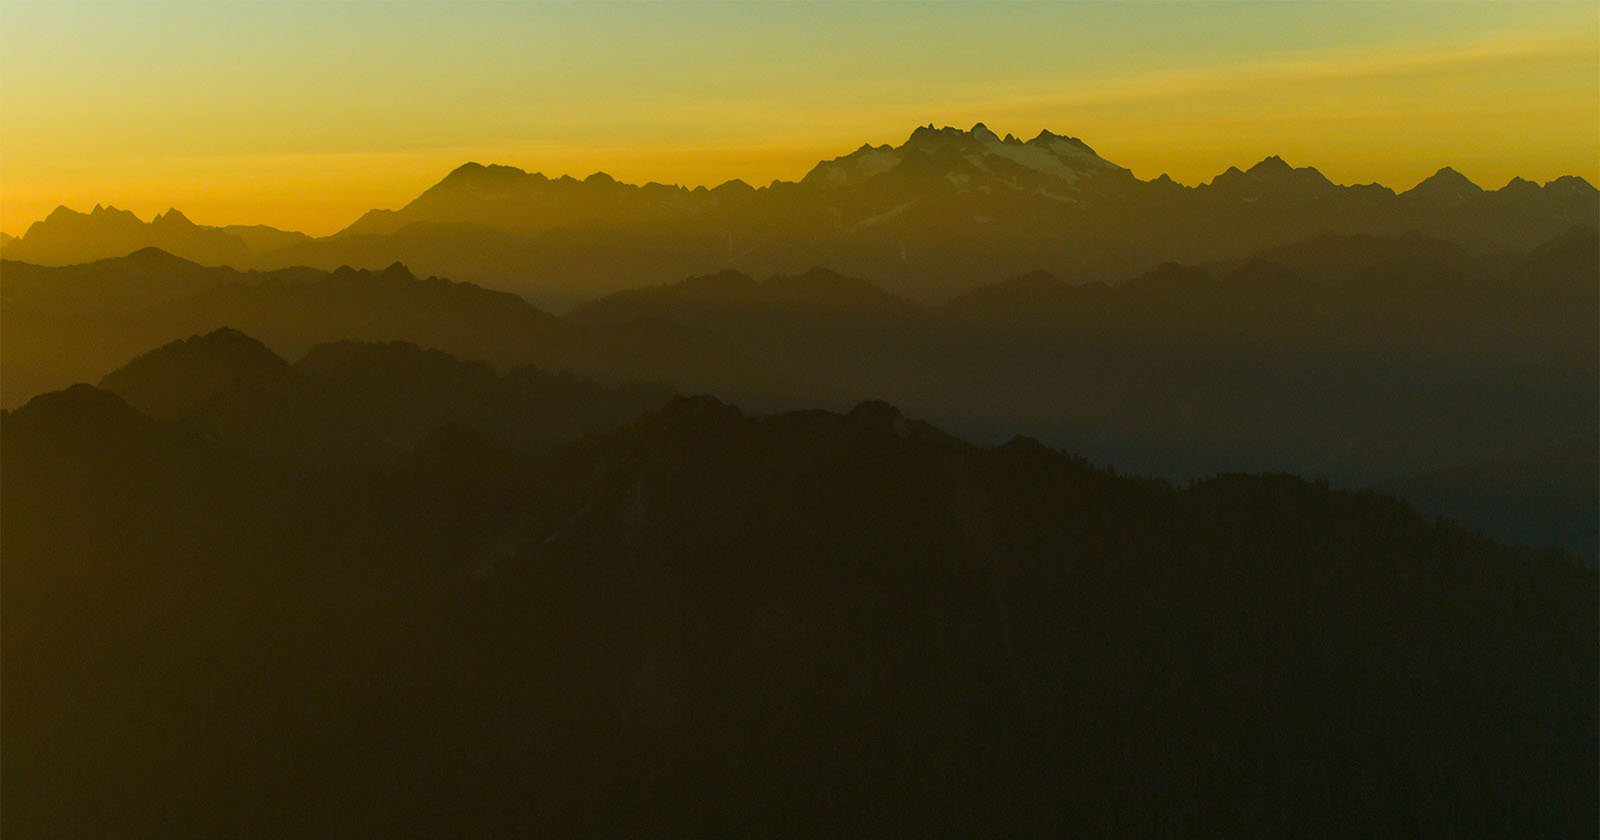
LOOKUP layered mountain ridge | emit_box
[5,225,1594,556]
[4,203,309,266]
[6,123,1594,307]
[4,371,1594,836]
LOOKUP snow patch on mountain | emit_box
[803,125,1126,191]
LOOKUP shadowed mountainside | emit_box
[99,328,674,460]
[3,385,1593,837]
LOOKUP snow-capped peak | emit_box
[802,124,1128,189]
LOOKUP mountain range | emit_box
[0,248,805,413]
[5,124,1595,308]
[3,204,310,267]
[5,224,1594,556]
[5,376,1593,837]
[4,121,1596,835]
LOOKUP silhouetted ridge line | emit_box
[4,356,1595,836]
[95,328,676,460]
[8,124,1595,309]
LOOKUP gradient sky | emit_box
[2,1,1597,236]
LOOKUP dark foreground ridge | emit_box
[4,383,1594,837]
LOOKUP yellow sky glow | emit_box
[2,2,1596,237]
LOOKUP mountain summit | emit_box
[802,122,1132,192]
[1401,167,1485,207]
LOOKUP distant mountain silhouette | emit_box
[6,226,1594,553]
[574,226,1597,477]
[565,228,1599,557]
[4,386,1593,836]
[99,328,673,459]
[801,123,1135,194]
[0,251,809,411]
[9,125,1593,307]
[0,204,308,266]
[1401,166,1484,209]
[238,124,1595,306]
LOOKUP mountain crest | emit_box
[1247,155,1293,175]
[98,328,290,422]
[379,261,417,282]
[1403,166,1484,204]
[1208,156,1333,197]
[803,123,1128,190]
[114,246,201,269]
[1544,175,1598,196]
[152,208,195,226]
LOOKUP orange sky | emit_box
[3,2,1597,237]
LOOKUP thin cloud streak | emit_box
[957,33,1594,116]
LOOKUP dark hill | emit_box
[2,388,1593,837]
[98,328,674,460]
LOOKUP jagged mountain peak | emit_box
[152,207,194,226]
[430,162,543,194]
[446,161,529,179]
[1207,156,1333,196]
[327,262,422,284]
[88,204,140,221]
[1026,128,1093,153]
[166,124,1596,306]
[1419,166,1480,188]
[1402,166,1484,204]
[379,261,417,281]
[1428,165,1474,183]
[804,123,1128,189]
[1247,155,1293,175]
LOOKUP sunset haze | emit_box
[2,1,1596,235]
